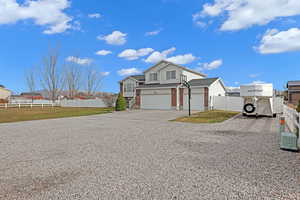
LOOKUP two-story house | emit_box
[120,60,226,111]
[287,80,300,106]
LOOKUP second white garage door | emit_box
[141,89,171,110]
[183,88,205,111]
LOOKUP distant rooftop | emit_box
[287,80,300,86]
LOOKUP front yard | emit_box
[172,110,240,123]
[0,110,298,199]
[0,107,113,123]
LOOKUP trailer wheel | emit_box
[244,103,255,114]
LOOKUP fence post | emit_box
[42,104,44,108]
[31,104,33,109]
[18,104,21,109]
[5,103,7,109]
[280,117,286,134]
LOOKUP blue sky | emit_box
[1,0,300,94]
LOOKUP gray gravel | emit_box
[0,110,299,200]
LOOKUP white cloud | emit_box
[118,48,154,60]
[98,31,127,45]
[166,54,197,65]
[0,0,74,34]
[144,47,176,63]
[250,80,266,84]
[194,0,300,31]
[256,28,300,54]
[195,21,207,28]
[145,47,197,65]
[199,59,223,70]
[145,29,162,36]
[100,71,110,76]
[249,73,260,78]
[66,56,93,66]
[117,68,141,76]
[96,50,112,56]
[88,13,102,18]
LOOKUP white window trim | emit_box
[150,73,158,81]
[166,70,176,80]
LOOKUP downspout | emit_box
[176,85,180,111]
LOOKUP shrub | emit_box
[115,93,126,111]
[297,100,300,113]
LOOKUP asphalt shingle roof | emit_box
[287,80,300,86]
[129,75,145,81]
[137,83,180,89]
[188,78,219,87]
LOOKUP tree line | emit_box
[25,47,105,102]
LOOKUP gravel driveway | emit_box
[0,110,299,200]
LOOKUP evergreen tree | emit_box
[115,93,126,111]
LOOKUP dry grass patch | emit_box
[172,110,240,124]
[0,107,113,124]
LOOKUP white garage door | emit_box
[183,89,205,111]
[141,89,171,110]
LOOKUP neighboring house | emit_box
[226,87,240,97]
[287,81,300,105]
[119,60,226,111]
[20,92,44,100]
[0,85,11,100]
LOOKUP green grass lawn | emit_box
[172,110,240,124]
[0,107,113,124]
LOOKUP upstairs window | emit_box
[124,83,134,92]
[150,73,158,81]
[166,70,176,80]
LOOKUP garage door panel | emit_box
[182,88,205,111]
[141,94,171,110]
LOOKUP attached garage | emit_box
[135,78,226,111]
[140,89,172,110]
[183,88,205,111]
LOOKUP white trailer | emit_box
[240,84,276,117]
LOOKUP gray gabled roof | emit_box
[120,75,145,83]
[144,60,206,77]
[137,83,180,89]
[188,78,219,87]
[136,78,224,89]
[130,75,145,81]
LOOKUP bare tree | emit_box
[64,63,81,99]
[40,47,64,102]
[26,70,36,93]
[86,67,103,96]
[25,69,36,103]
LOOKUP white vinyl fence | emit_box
[10,99,54,104]
[60,99,107,108]
[212,96,243,112]
[283,105,300,134]
[0,103,55,109]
